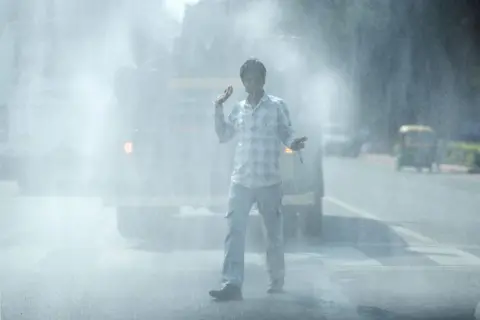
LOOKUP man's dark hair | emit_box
[240,58,267,80]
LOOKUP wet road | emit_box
[324,157,480,319]
[0,157,479,319]
[326,157,480,249]
[0,198,358,320]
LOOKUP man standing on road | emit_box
[209,58,307,301]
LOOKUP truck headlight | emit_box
[124,141,133,154]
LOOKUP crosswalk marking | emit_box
[3,241,480,320]
[326,196,440,244]
[3,225,480,273]
[406,246,480,266]
[333,265,480,272]
[391,225,437,244]
[286,247,383,268]
[325,196,480,269]
[3,195,480,276]
[7,243,480,276]
[2,187,479,318]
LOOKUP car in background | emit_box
[322,123,364,158]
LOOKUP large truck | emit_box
[106,71,324,240]
[105,0,324,239]
[8,0,324,239]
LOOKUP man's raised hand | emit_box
[215,85,233,105]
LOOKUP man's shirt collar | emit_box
[244,92,269,110]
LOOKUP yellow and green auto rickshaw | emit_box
[395,125,438,172]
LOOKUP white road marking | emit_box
[333,265,480,272]
[318,242,480,250]
[406,246,480,266]
[325,196,380,222]
[390,225,437,244]
[320,246,382,268]
[93,247,480,274]
[286,247,382,268]
[96,249,266,272]
[325,196,480,266]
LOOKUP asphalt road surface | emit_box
[324,157,480,319]
[0,157,479,319]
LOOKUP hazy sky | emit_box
[164,0,201,22]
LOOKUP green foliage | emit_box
[443,142,480,168]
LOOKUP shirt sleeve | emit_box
[215,102,238,143]
[277,100,295,148]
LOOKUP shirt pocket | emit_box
[262,115,277,136]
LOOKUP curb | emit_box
[360,154,474,174]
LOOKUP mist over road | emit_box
[0,158,479,319]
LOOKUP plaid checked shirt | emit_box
[215,93,295,188]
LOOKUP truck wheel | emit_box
[116,206,178,240]
[116,207,159,239]
[282,208,299,240]
[300,201,323,240]
[17,176,54,195]
[283,200,323,242]
[17,177,31,195]
[395,159,402,171]
[116,207,141,239]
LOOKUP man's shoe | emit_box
[209,284,243,301]
[267,287,285,294]
[267,280,284,294]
